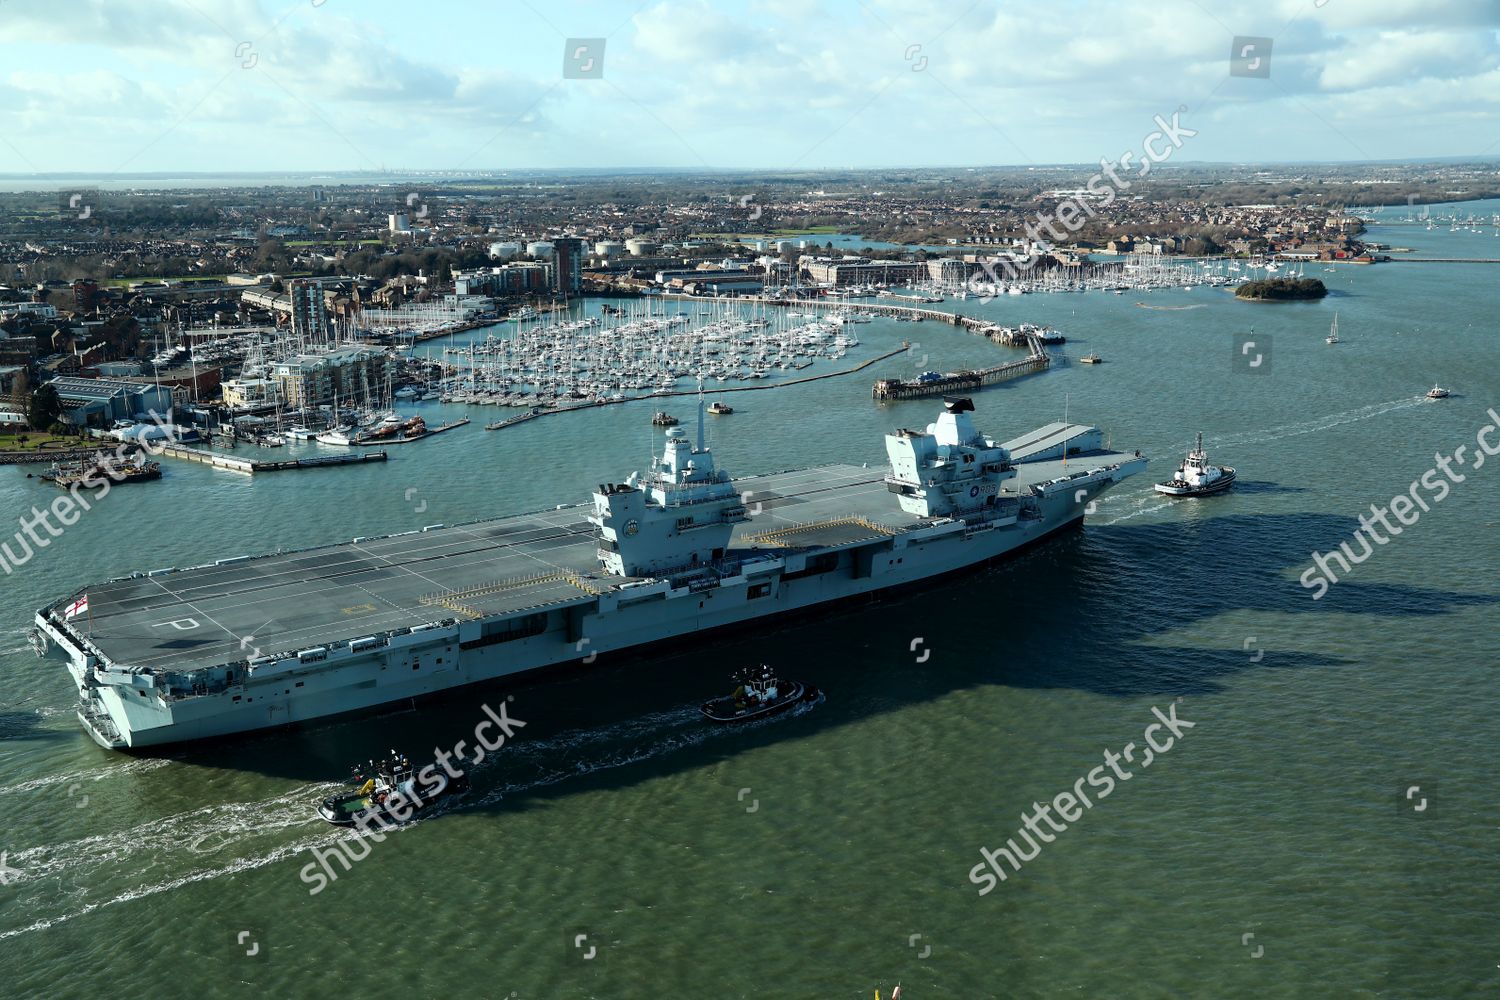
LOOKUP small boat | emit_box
[701,665,818,723]
[652,411,679,427]
[317,751,469,827]
[1153,433,1235,496]
[47,452,162,489]
[1426,384,1450,399]
[707,401,734,415]
[315,429,354,446]
[286,425,316,440]
[1079,353,1102,364]
[1326,312,1339,344]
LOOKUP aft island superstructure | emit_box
[37,398,1147,749]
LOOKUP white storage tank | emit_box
[526,241,555,259]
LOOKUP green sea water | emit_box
[1,204,1497,999]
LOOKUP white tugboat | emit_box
[1154,433,1235,496]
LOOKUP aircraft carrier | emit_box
[36,398,1147,749]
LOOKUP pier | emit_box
[156,444,389,474]
[872,326,1051,400]
[365,418,471,444]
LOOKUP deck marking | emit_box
[150,618,201,631]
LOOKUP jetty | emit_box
[371,418,470,444]
[155,444,388,474]
[872,325,1051,401]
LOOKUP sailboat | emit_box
[1326,312,1339,345]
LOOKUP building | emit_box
[552,238,586,296]
[0,336,37,366]
[220,377,279,409]
[388,214,410,234]
[453,264,550,297]
[289,279,329,345]
[802,259,924,286]
[48,376,176,427]
[72,279,101,313]
[0,302,58,321]
[272,346,387,409]
[125,366,222,402]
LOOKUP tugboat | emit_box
[1426,384,1450,400]
[707,401,734,415]
[317,751,469,827]
[701,665,818,723]
[1153,433,1235,496]
[1079,352,1103,364]
[652,411,680,427]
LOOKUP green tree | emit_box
[28,383,61,429]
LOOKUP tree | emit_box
[28,383,61,429]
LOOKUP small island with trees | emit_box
[1234,277,1328,301]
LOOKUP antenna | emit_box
[696,375,706,452]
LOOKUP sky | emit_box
[0,0,1497,176]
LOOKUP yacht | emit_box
[315,428,354,446]
[1326,313,1339,345]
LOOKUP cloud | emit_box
[0,0,1495,170]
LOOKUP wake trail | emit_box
[0,697,821,939]
[1208,396,1425,449]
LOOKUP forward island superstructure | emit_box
[37,398,1147,749]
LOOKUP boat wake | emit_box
[1097,490,1178,525]
[0,698,820,940]
[1209,396,1425,449]
[0,756,176,797]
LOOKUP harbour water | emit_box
[2,206,1497,998]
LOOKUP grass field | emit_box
[0,432,82,452]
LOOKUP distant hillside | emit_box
[1235,277,1328,301]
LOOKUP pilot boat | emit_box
[1426,384,1450,400]
[1153,433,1235,496]
[317,751,469,827]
